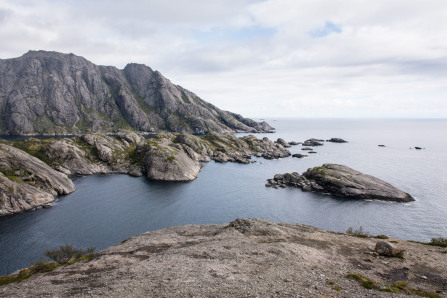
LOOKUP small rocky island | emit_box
[1,131,291,216]
[266,164,414,202]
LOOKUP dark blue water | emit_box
[1,118,446,275]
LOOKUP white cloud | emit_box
[0,0,446,118]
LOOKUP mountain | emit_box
[0,51,273,135]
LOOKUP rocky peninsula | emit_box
[1,218,445,297]
[267,164,414,202]
[0,131,291,215]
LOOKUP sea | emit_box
[0,118,446,275]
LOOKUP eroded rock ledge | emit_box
[1,131,291,215]
[266,164,414,202]
[1,219,445,297]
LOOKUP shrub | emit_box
[45,244,95,264]
[429,237,447,248]
[346,226,371,238]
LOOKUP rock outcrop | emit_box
[0,143,76,216]
[327,137,348,143]
[302,138,324,146]
[267,164,414,202]
[0,50,273,135]
[1,133,291,214]
[1,218,445,297]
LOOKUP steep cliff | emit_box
[0,51,273,135]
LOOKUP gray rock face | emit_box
[327,137,348,143]
[143,135,201,181]
[374,241,404,257]
[0,50,273,135]
[276,138,291,148]
[0,143,76,215]
[268,164,414,202]
[302,138,324,146]
[2,218,445,297]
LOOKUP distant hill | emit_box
[0,51,273,135]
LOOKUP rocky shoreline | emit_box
[1,131,291,216]
[0,218,445,297]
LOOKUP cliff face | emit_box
[0,51,273,135]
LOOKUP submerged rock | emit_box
[267,164,414,202]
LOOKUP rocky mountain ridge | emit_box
[0,51,273,135]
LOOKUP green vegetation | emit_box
[429,237,447,248]
[346,273,441,297]
[45,243,95,264]
[374,235,389,239]
[10,138,54,165]
[0,168,27,184]
[326,281,343,291]
[346,273,377,289]
[410,237,447,248]
[346,226,371,238]
[0,244,95,286]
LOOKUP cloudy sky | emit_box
[0,0,446,118]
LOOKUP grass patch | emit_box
[346,273,441,298]
[429,237,447,248]
[346,273,377,289]
[410,237,447,248]
[0,244,96,287]
[326,280,343,291]
[374,235,389,239]
[346,226,371,238]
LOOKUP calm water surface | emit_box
[1,118,446,275]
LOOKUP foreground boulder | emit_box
[267,164,414,202]
[0,143,76,215]
[1,219,445,297]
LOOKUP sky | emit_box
[0,0,446,118]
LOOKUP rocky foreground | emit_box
[1,131,291,215]
[267,164,414,202]
[1,218,446,297]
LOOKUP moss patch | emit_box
[346,273,441,298]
